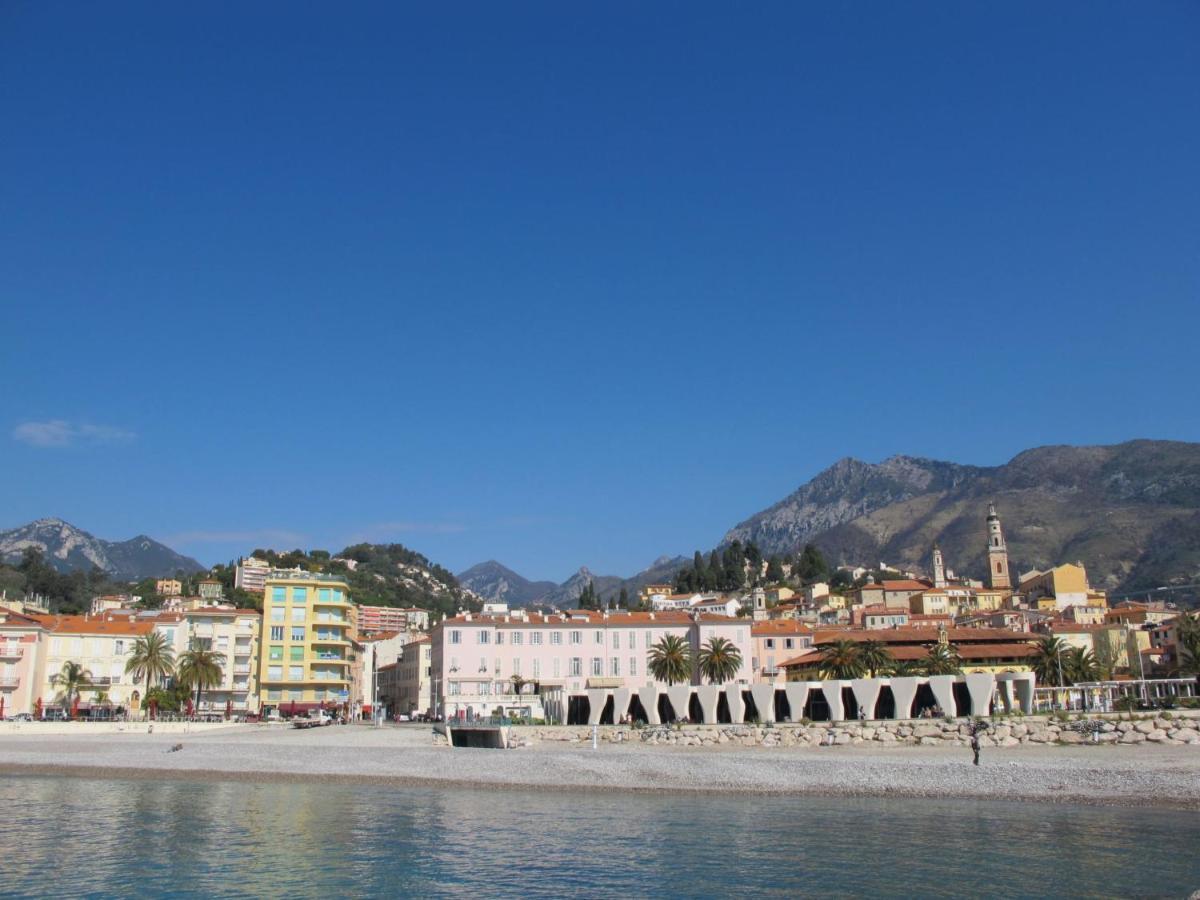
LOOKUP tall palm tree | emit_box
[125,632,176,715]
[1064,646,1099,683]
[922,643,962,676]
[176,646,225,712]
[648,635,693,685]
[51,661,92,718]
[818,640,865,680]
[697,636,743,684]
[1031,636,1068,686]
[1174,613,1200,679]
[858,640,893,678]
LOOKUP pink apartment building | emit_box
[0,606,48,717]
[430,608,752,721]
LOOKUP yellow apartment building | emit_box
[258,571,353,714]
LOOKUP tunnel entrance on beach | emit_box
[566,695,590,725]
[805,691,829,722]
[598,695,615,725]
[658,694,677,724]
[841,687,859,720]
[774,690,790,722]
[876,686,896,720]
[714,692,730,724]
[627,695,648,725]
[913,684,938,718]
[742,690,758,723]
[689,693,705,724]
[953,682,974,716]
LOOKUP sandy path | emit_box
[1,724,1196,809]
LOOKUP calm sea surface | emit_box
[0,774,1196,898]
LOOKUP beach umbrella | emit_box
[71,695,79,719]
[0,695,6,719]
[149,697,158,720]
[186,697,194,718]
[35,697,42,719]
[225,699,232,720]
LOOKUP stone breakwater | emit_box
[501,715,1200,749]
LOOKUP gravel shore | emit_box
[1,724,1196,809]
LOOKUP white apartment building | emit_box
[234,557,271,593]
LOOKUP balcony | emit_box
[313,653,348,664]
[0,644,26,658]
[312,633,349,644]
[234,664,252,675]
[0,676,19,688]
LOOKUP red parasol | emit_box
[35,697,42,719]
[149,697,158,720]
[185,697,194,718]
[225,699,232,720]
[0,695,6,719]
[70,695,79,720]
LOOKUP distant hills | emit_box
[466,440,1200,602]
[0,518,204,580]
[449,560,557,608]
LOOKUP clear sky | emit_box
[2,3,1198,582]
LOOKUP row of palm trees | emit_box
[647,635,744,685]
[1028,637,1103,687]
[50,632,225,717]
[814,639,963,680]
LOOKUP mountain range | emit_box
[463,440,1200,603]
[0,518,205,580]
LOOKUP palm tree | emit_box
[648,635,693,685]
[697,636,743,684]
[1064,646,1099,683]
[176,646,225,713]
[1174,613,1200,679]
[125,632,176,716]
[858,640,893,678]
[887,659,924,677]
[923,643,962,676]
[818,640,865,680]
[51,661,92,718]
[509,675,527,696]
[1031,636,1068,686]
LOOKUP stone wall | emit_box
[502,712,1200,749]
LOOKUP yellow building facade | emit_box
[258,572,353,713]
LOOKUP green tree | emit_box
[765,556,785,584]
[1030,636,1069,686]
[1173,613,1200,678]
[858,640,894,678]
[697,636,743,684]
[50,661,92,717]
[818,640,865,679]
[887,659,925,677]
[125,632,176,714]
[617,587,629,609]
[794,544,830,584]
[923,642,962,676]
[176,645,225,712]
[1064,646,1099,683]
[648,635,694,685]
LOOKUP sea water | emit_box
[0,775,1195,898]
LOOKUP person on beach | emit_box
[970,732,981,766]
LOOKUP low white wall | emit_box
[0,721,252,736]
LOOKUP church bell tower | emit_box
[932,544,947,589]
[986,502,1011,590]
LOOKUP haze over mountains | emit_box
[464,440,1200,604]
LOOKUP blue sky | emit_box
[2,3,1198,582]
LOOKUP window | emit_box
[532,659,541,678]
[570,631,582,645]
[268,665,283,681]
[269,646,283,661]
[628,632,635,650]
[318,588,331,603]
[331,589,344,603]
[289,689,303,700]
[612,632,620,649]
[495,632,504,645]
[114,640,125,654]
[553,659,561,677]
[629,657,637,677]
[550,632,562,645]
[591,658,602,676]
[290,646,304,661]
[292,587,307,603]
[494,658,501,674]
[765,638,775,649]
[531,632,543,645]
[511,632,523,645]
[271,607,285,622]
[291,626,305,642]
[785,638,794,649]
[289,666,303,681]
[267,689,281,700]
[290,607,306,624]
[644,631,651,648]
[595,631,603,645]
[610,658,620,676]
[512,658,521,676]
[477,631,490,645]
[479,682,491,696]
[450,630,462,645]
[449,682,461,695]
[272,587,286,603]
[569,658,581,676]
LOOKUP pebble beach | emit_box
[1,723,1197,810]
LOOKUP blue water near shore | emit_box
[0,775,1196,898]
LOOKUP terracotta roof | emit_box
[811,627,1036,645]
[0,606,49,628]
[880,580,931,591]
[781,642,1037,667]
[752,621,813,636]
[30,614,156,636]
